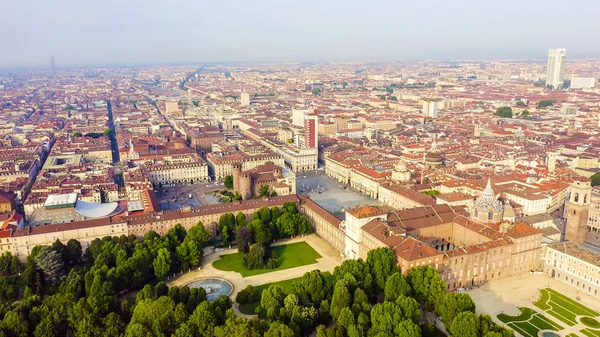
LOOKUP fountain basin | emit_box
[186,278,233,302]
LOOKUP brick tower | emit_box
[565,176,591,244]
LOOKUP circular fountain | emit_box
[186,278,233,302]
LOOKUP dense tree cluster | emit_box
[495,107,513,118]
[0,222,211,336]
[537,99,556,108]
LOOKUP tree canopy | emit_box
[495,107,513,118]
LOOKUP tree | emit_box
[393,319,421,337]
[395,295,421,325]
[591,172,600,187]
[222,226,230,245]
[236,284,256,304]
[128,297,177,337]
[103,128,114,137]
[214,311,261,337]
[537,99,555,108]
[102,312,125,337]
[260,285,286,320]
[293,270,331,307]
[236,212,246,228]
[187,301,217,337]
[72,132,83,137]
[333,259,373,296]
[384,272,411,301]
[495,107,513,118]
[36,246,65,285]
[2,311,28,337]
[369,301,418,336]
[253,222,272,246]
[224,175,234,189]
[265,322,295,337]
[436,292,476,329]
[449,311,480,337]
[66,239,82,264]
[187,221,211,244]
[236,226,252,253]
[330,280,351,320]
[407,266,445,310]
[258,184,272,197]
[366,247,397,291]
[521,110,530,117]
[244,244,267,270]
[153,248,172,278]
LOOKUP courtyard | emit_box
[297,170,381,217]
[469,274,600,337]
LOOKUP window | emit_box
[488,211,494,220]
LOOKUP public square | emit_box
[156,181,224,210]
[296,170,381,218]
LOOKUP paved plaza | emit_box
[296,171,381,217]
[156,181,224,210]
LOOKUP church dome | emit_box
[471,177,504,223]
[424,139,443,165]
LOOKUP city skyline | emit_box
[1,0,600,67]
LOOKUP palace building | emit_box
[300,181,543,291]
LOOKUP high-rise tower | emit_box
[304,109,318,149]
[50,55,56,75]
[565,176,591,244]
[547,152,557,173]
[545,48,566,90]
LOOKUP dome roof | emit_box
[75,200,122,218]
[394,159,408,172]
[474,178,503,211]
[425,138,443,163]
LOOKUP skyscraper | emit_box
[545,48,566,90]
[240,92,250,106]
[304,110,318,149]
[422,99,439,118]
[50,55,56,75]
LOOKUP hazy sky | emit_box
[1,0,599,67]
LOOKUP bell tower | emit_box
[565,176,591,244]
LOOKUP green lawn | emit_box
[581,317,600,329]
[238,272,334,315]
[498,307,536,323]
[498,306,563,337]
[239,277,302,315]
[508,321,538,337]
[213,241,322,277]
[534,288,600,326]
[581,329,600,337]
